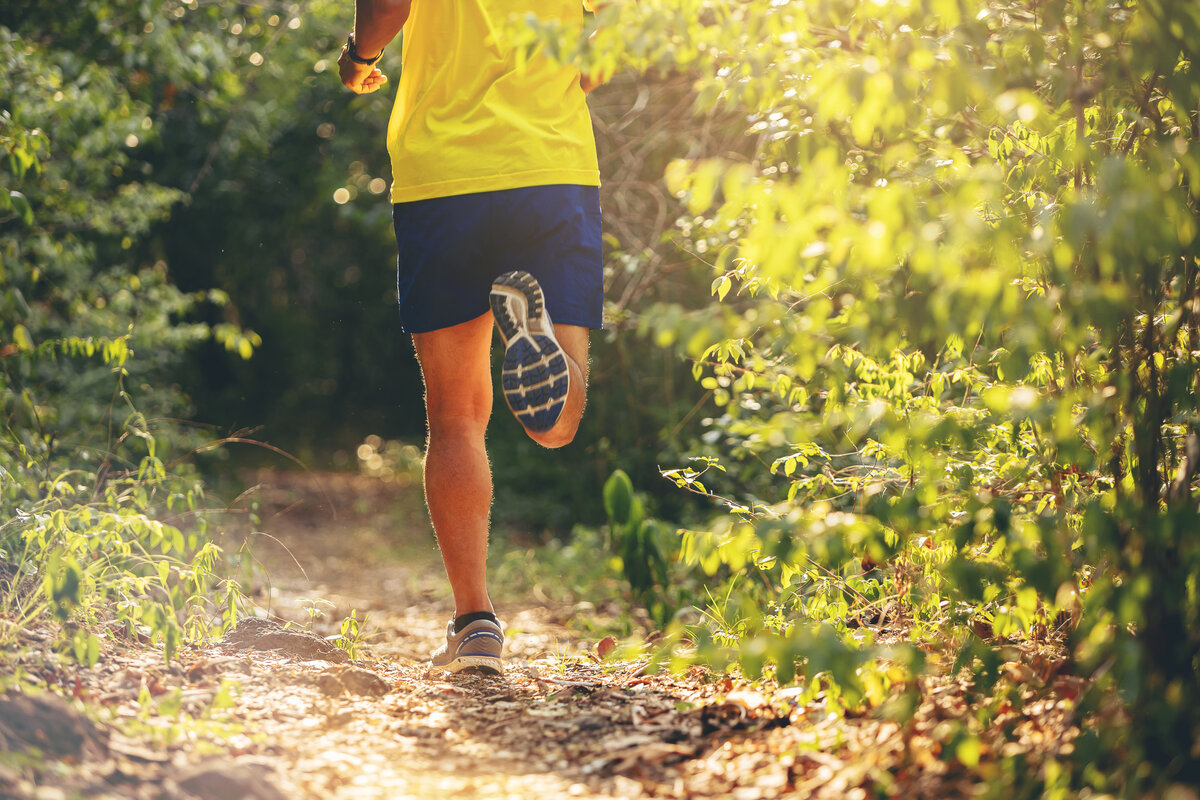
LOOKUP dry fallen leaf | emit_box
[597,636,617,660]
[725,689,768,711]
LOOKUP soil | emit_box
[222,618,350,663]
[0,471,1084,799]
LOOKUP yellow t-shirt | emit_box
[387,0,600,204]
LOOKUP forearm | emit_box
[353,0,412,57]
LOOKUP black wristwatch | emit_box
[345,33,383,65]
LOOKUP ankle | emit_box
[453,610,498,631]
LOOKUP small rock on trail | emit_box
[315,666,390,696]
[0,691,108,761]
[171,760,289,800]
[221,617,349,663]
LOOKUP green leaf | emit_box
[603,469,635,527]
[712,275,732,302]
[8,191,33,225]
[12,324,34,352]
[85,633,101,667]
[956,735,981,768]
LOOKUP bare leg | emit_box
[411,312,495,616]
[524,323,589,449]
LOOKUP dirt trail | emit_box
[3,472,1081,799]
[209,470,787,800]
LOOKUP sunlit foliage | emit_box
[526,0,1200,791]
[0,3,269,661]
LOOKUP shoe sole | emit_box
[490,271,570,434]
[430,655,503,675]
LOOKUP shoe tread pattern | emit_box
[491,271,568,433]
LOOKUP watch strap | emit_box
[346,33,383,65]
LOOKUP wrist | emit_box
[346,32,383,65]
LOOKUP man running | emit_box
[338,0,603,674]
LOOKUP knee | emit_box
[424,375,490,426]
[426,399,491,440]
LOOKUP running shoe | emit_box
[429,617,504,675]
[490,270,570,433]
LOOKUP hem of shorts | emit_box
[543,316,605,332]
[390,169,600,204]
[401,306,492,336]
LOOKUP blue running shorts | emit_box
[392,184,603,334]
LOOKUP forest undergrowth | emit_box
[0,470,1099,800]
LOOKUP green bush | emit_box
[523,0,1200,790]
[0,8,262,663]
